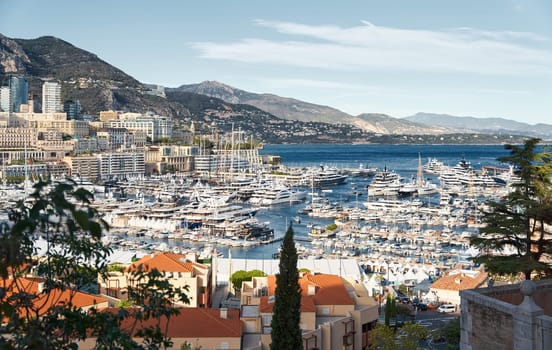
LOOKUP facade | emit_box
[145,145,194,174]
[110,112,172,142]
[0,150,45,165]
[98,252,212,308]
[42,81,62,113]
[8,76,28,112]
[63,99,81,120]
[96,128,146,151]
[11,112,90,138]
[430,269,488,307]
[63,155,100,182]
[72,137,99,154]
[0,127,37,149]
[0,86,10,112]
[460,279,552,350]
[240,273,379,350]
[98,151,145,180]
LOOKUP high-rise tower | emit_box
[9,76,28,112]
[42,81,62,113]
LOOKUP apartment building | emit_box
[98,252,212,308]
[240,272,379,350]
[98,151,145,180]
[63,155,100,182]
[145,145,195,174]
[109,112,172,142]
[42,81,62,113]
[0,127,37,149]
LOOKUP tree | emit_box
[0,178,188,349]
[270,224,302,350]
[470,138,552,280]
[369,322,429,350]
[230,269,265,292]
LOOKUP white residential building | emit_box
[42,81,62,113]
[110,112,172,142]
[0,86,11,112]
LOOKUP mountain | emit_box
[0,34,186,117]
[405,112,552,139]
[172,81,454,135]
[352,113,451,134]
[172,81,355,124]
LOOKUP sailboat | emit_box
[416,153,439,195]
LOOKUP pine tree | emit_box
[270,224,302,350]
[470,138,552,280]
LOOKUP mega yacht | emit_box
[249,183,307,206]
[302,166,347,187]
[366,166,401,196]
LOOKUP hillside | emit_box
[172,81,355,124]
[352,113,451,134]
[405,112,552,139]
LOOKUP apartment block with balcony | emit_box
[63,155,100,182]
[98,151,145,180]
[240,273,379,350]
[98,252,212,308]
[109,112,172,142]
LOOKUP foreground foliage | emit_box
[0,179,188,349]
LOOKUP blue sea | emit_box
[214,143,511,259]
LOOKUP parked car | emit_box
[417,303,428,311]
[437,304,456,313]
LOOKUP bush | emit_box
[230,269,266,292]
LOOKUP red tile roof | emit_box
[259,294,316,313]
[114,307,242,338]
[126,252,206,273]
[430,270,488,291]
[1,277,107,320]
[266,273,353,307]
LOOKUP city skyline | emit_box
[1,0,551,124]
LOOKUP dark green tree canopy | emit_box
[470,138,552,280]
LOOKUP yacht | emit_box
[367,166,401,196]
[302,166,347,187]
[249,184,307,206]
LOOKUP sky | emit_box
[1,0,551,124]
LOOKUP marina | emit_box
[80,143,515,282]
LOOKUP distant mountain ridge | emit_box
[174,81,454,135]
[405,112,552,139]
[172,81,354,124]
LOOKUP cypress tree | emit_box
[270,224,302,350]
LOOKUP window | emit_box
[262,314,272,327]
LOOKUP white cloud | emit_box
[191,20,552,76]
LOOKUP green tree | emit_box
[0,178,188,349]
[442,317,460,350]
[369,322,429,350]
[270,224,302,350]
[230,269,265,292]
[384,295,392,326]
[470,138,552,280]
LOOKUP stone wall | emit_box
[462,294,515,349]
[460,280,552,350]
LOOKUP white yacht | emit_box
[249,184,307,206]
[367,166,401,196]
